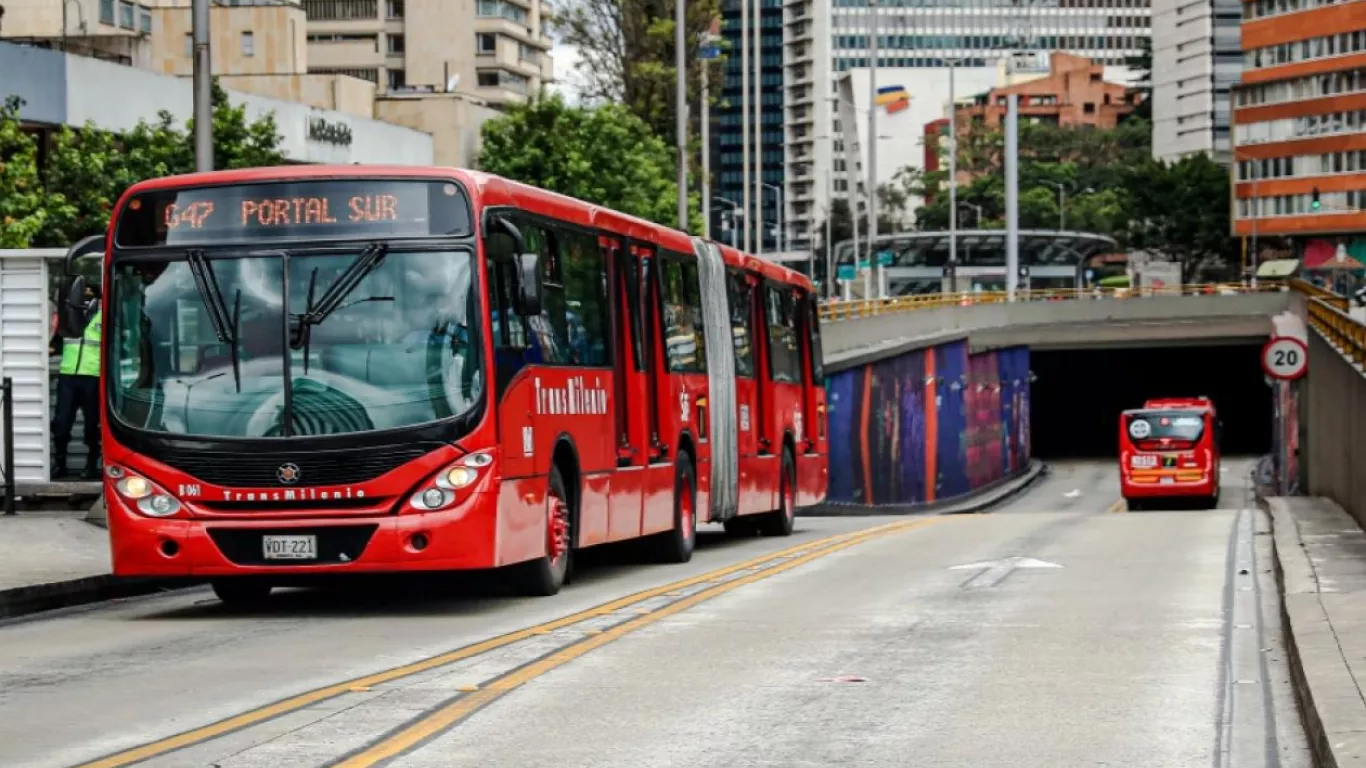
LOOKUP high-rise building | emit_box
[302,0,552,108]
[1151,0,1242,164]
[715,0,786,252]
[781,0,1153,253]
[1231,0,1366,257]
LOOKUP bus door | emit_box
[602,236,646,542]
[641,244,678,535]
[798,291,828,506]
[727,269,762,513]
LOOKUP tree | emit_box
[27,79,285,247]
[1123,38,1153,122]
[479,93,698,230]
[905,115,1236,280]
[0,97,51,248]
[554,0,721,147]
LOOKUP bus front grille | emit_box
[155,446,427,488]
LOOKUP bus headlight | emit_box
[111,467,183,518]
[408,451,494,512]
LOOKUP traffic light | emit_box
[1312,187,1321,210]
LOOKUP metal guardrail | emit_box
[1307,298,1366,366]
[1289,277,1350,312]
[818,282,1290,323]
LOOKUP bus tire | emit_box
[211,579,272,607]
[1125,498,1143,512]
[656,453,697,563]
[515,464,573,597]
[758,449,797,537]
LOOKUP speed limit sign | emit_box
[1261,336,1308,380]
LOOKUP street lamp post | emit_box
[945,56,965,292]
[192,0,212,171]
[715,197,742,248]
[675,0,687,231]
[763,183,784,253]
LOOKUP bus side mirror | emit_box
[516,252,543,318]
[490,215,543,317]
[63,275,89,339]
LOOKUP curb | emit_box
[799,459,1046,517]
[1265,497,1356,768]
[0,574,191,622]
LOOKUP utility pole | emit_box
[675,0,687,231]
[752,0,762,255]
[741,0,751,252]
[701,62,710,239]
[192,0,213,172]
[866,0,879,298]
[700,32,721,240]
[948,59,958,293]
[1005,93,1019,302]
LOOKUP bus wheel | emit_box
[656,453,697,563]
[516,465,573,597]
[211,579,272,607]
[1125,498,1143,512]
[758,450,797,537]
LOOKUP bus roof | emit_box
[117,165,815,292]
[1142,397,1214,412]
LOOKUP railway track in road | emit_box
[76,517,948,768]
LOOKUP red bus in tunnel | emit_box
[77,166,828,605]
[1118,397,1221,510]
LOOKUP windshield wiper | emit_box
[186,249,243,391]
[186,249,233,344]
[290,242,390,353]
[230,289,242,393]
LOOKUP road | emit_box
[0,459,1310,768]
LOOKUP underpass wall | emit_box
[823,340,1031,509]
[1304,331,1366,528]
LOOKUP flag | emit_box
[875,84,909,106]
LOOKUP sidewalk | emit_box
[1266,496,1366,768]
[0,512,180,620]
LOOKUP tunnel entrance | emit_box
[1029,343,1274,459]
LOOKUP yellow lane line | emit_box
[333,517,944,767]
[76,520,915,768]
[1106,498,1126,514]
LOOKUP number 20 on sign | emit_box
[1261,336,1308,380]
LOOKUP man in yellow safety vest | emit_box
[52,282,101,480]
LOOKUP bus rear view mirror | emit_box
[63,275,89,339]
[516,252,543,318]
[489,214,543,317]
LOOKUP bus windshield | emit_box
[109,248,484,438]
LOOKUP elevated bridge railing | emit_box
[1294,283,1366,531]
[819,280,1326,323]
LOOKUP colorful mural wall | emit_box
[825,341,1031,507]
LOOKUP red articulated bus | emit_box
[71,166,829,604]
[1118,396,1221,510]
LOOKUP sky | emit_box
[547,44,584,104]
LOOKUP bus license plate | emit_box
[263,534,317,560]
[1159,477,1175,485]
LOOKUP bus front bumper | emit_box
[106,493,505,577]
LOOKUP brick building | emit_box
[958,52,1141,129]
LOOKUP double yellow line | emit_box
[79,517,941,768]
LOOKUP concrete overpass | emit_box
[820,285,1297,369]
[812,280,1342,510]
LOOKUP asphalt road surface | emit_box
[0,459,1311,767]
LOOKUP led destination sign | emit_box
[116,179,471,247]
